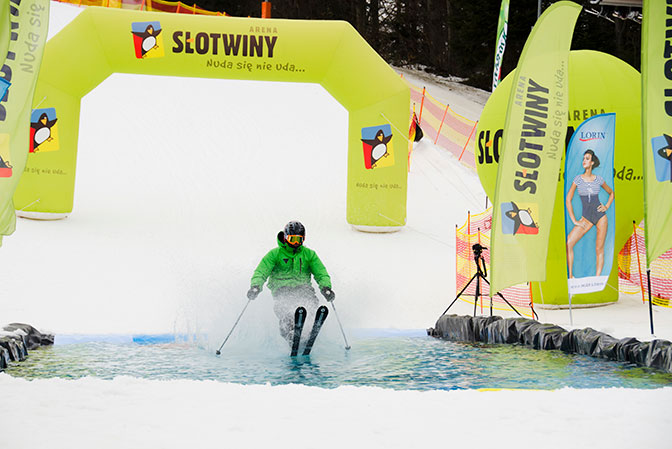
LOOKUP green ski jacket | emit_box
[251,232,332,293]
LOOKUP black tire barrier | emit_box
[428,314,672,374]
[0,323,54,371]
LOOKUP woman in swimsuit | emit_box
[566,149,614,279]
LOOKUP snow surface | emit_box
[0,3,670,448]
[1,374,670,449]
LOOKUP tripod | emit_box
[442,244,535,319]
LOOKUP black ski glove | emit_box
[320,286,335,302]
[247,286,261,300]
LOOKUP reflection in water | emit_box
[6,336,672,390]
[285,357,324,384]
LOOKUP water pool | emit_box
[6,333,672,390]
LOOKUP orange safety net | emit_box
[619,223,672,308]
[456,208,535,317]
[55,0,227,16]
[457,210,672,311]
[405,80,478,171]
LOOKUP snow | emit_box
[0,374,670,449]
[0,3,670,448]
[395,66,490,122]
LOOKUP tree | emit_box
[194,0,642,91]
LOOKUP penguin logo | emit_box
[651,133,672,183]
[29,108,60,153]
[656,134,672,183]
[0,134,12,178]
[131,21,164,59]
[361,124,395,169]
[501,201,539,235]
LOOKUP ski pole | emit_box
[329,301,351,350]
[215,299,252,355]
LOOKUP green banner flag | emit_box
[491,1,581,293]
[492,0,509,91]
[0,0,50,244]
[642,0,672,265]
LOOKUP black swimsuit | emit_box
[580,195,605,225]
[573,174,606,226]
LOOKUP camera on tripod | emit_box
[439,235,527,319]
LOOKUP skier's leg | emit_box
[273,287,308,344]
[275,308,293,342]
[273,290,296,344]
[273,286,320,346]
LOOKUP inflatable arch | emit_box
[14,7,410,231]
[476,51,642,307]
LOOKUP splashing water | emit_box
[6,331,672,390]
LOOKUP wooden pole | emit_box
[458,120,479,161]
[478,227,483,314]
[261,2,272,18]
[434,104,450,145]
[418,87,426,124]
[467,211,471,282]
[456,224,459,294]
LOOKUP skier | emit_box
[247,221,335,353]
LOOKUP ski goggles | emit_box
[285,234,304,245]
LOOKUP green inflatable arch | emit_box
[476,51,642,307]
[15,7,409,231]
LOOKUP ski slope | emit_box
[1,5,670,449]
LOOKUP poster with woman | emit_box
[564,113,616,294]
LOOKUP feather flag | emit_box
[641,0,672,266]
[409,111,423,143]
[0,0,50,242]
[490,1,581,293]
[492,0,510,91]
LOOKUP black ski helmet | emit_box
[283,221,306,245]
[282,221,306,249]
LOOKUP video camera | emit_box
[472,243,487,258]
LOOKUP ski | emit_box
[290,306,307,357]
[302,306,329,356]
